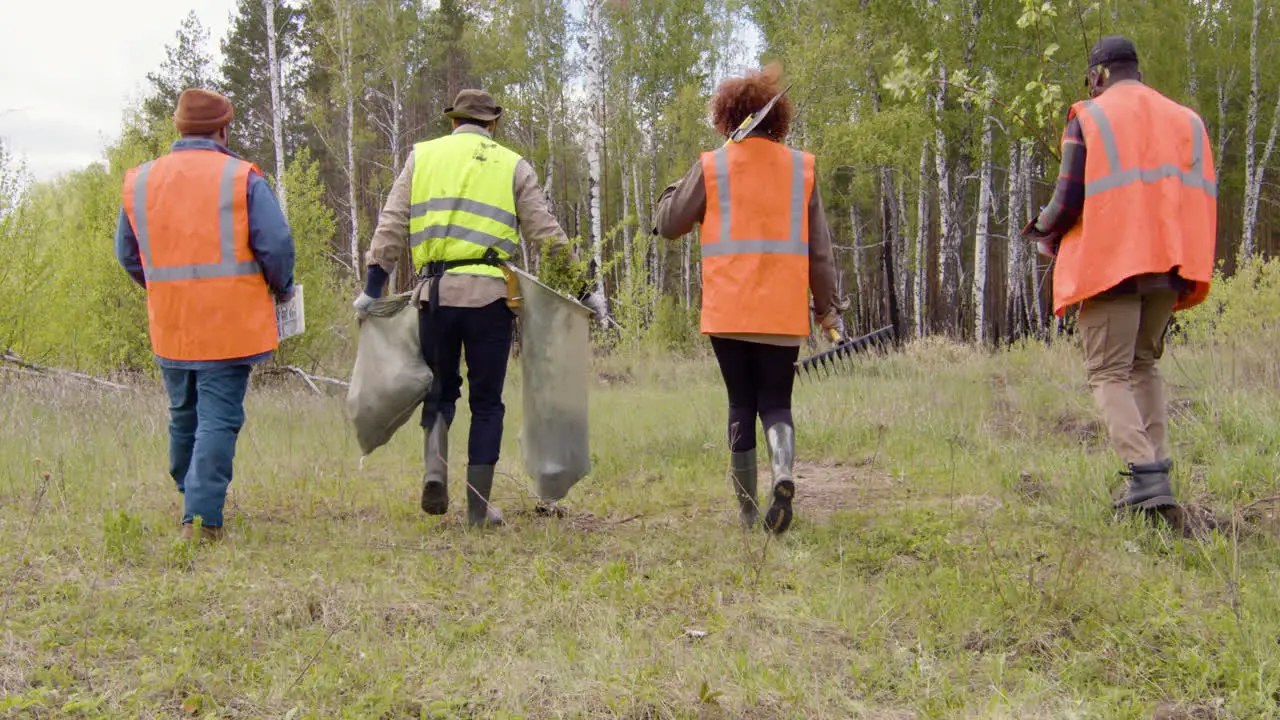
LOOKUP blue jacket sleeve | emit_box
[246,172,296,296]
[114,208,147,287]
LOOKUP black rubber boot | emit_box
[420,416,449,515]
[1113,458,1176,511]
[466,465,505,528]
[763,424,796,535]
[731,450,759,528]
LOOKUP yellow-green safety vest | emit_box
[409,131,523,278]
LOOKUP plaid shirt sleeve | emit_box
[1034,115,1086,237]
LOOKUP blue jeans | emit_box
[161,365,252,528]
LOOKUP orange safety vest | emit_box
[121,150,278,362]
[1053,83,1218,317]
[699,138,815,336]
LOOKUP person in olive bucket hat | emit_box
[354,89,606,528]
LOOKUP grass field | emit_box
[2,336,1279,719]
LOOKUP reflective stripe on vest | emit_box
[698,138,815,337]
[132,157,263,282]
[1077,101,1218,199]
[408,133,522,277]
[703,145,808,258]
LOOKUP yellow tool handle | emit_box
[825,327,843,344]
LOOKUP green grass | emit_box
[2,337,1279,719]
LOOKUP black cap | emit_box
[1089,35,1139,69]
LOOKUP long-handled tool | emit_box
[795,325,896,380]
[727,83,793,144]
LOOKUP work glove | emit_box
[274,285,297,305]
[818,308,846,343]
[352,292,377,319]
[1021,208,1060,258]
[580,289,607,320]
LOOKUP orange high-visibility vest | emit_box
[1053,83,1218,316]
[699,138,815,336]
[122,150,278,361]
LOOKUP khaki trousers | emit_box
[1078,290,1177,466]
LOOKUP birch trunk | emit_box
[585,0,608,324]
[971,110,993,343]
[896,170,910,314]
[933,66,956,332]
[850,191,865,329]
[263,0,287,217]
[1005,138,1025,339]
[1242,0,1280,262]
[914,139,929,338]
[1025,144,1044,330]
[880,166,902,336]
[621,152,632,293]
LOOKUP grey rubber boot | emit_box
[465,465,505,528]
[420,416,449,515]
[731,450,759,528]
[1114,458,1177,511]
[763,423,796,535]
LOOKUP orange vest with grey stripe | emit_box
[699,138,816,337]
[122,150,278,361]
[1053,83,1217,317]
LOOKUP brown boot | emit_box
[180,523,225,543]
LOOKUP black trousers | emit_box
[710,337,799,453]
[419,300,515,466]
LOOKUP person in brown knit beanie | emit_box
[173,88,234,142]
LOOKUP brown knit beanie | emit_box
[173,89,234,135]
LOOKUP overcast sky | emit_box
[0,0,237,182]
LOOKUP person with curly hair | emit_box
[654,64,843,535]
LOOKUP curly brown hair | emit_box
[710,63,792,140]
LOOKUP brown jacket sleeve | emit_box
[365,151,415,271]
[807,179,840,322]
[654,160,707,239]
[514,158,569,248]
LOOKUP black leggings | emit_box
[710,337,799,452]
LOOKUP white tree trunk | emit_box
[850,191,865,326]
[1242,0,1280,262]
[972,110,993,343]
[1005,137,1024,337]
[933,65,956,330]
[332,0,359,280]
[896,169,909,311]
[1024,143,1044,330]
[1186,12,1198,101]
[585,0,608,324]
[264,0,287,217]
[914,139,929,338]
[1241,0,1263,261]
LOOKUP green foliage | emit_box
[1178,257,1280,348]
[272,149,348,371]
[644,294,701,354]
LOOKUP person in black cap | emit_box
[1021,35,1218,537]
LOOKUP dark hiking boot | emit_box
[466,465,505,528]
[1113,458,1177,511]
[763,424,796,535]
[731,450,759,528]
[421,417,449,515]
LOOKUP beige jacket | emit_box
[654,143,842,347]
[365,125,569,307]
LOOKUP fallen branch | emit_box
[261,365,350,394]
[1,349,131,391]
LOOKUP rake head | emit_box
[795,325,896,381]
